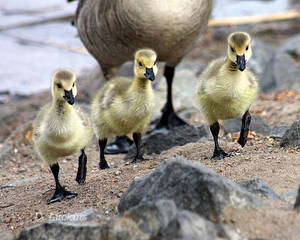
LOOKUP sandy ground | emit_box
[0,117,299,239]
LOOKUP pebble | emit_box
[114,170,121,176]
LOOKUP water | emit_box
[0,0,291,95]
[213,0,290,18]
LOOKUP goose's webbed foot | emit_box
[153,110,187,133]
[104,136,133,154]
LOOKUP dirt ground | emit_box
[0,21,300,239]
[0,130,299,240]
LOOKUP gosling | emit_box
[34,69,93,204]
[197,32,259,160]
[91,49,157,169]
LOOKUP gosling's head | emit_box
[51,69,77,105]
[227,32,252,72]
[134,49,158,81]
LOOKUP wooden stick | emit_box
[208,9,300,27]
[0,13,74,31]
[4,32,88,55]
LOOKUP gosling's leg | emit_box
[154,65,187,131]
[48,163,77,204]
[104,136,133,154]
[238,110,251,147]
[132,132,144,163]
[76,148,87,184]
[99,139,110,170]
[210,121,228,160]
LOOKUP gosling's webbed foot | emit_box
[99,160,110,170]
[48,187,77,204]
[76,150,87,184]
[104,136,133,154]
[210,149,228,160]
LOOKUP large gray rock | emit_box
[125,124,212,158]
[269,125,290,139]
[280,34,300,59]
[280,120,300,147]
[238,178,280,200]
[17,223,103,240]
[0,231,15,240]
[248,38,297,93]
[119,156,263,222]
[17,200,244,240]
[248,38,274,81]
[261,51,297,93]
[224,114,270,135]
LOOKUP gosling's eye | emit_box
[57,83,62,89]
[230,46,235,52]
[138,61,143,67]
[246,45,249,51]
[72,83,75,87]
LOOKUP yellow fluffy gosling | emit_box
[34,69,93,204]
[91,49,157,169]
[197,32,259,159]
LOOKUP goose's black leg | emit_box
[48,163,77,204]
[104,136,133,154]
[154,65,187,130]
[99,139,110,170]
[132,132,144,163]
[210,121,228,160]
[76,149,87,184]
[238,110,251,147]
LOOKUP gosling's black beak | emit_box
[144,68,155,81]
[236,54,246,72]
[63,89,75,105]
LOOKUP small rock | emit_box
[114,170,121,176]
[125,124,212,158]
[119,156,263,222]
[280,120,300,147]
[224,114,270,135]
[238,178,280,199]
[269,125,290,139]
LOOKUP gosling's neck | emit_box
[51,98,73,116]
[129,76,152,92]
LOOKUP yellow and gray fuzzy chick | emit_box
[197,32,259,160]
[33,69,93,204]
[91,49,157,169]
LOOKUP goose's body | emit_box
[75,0,212,73]
[91,49,157,169]
[34,69,93,203]
[196,32,259,159]
[74,0,212,154]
